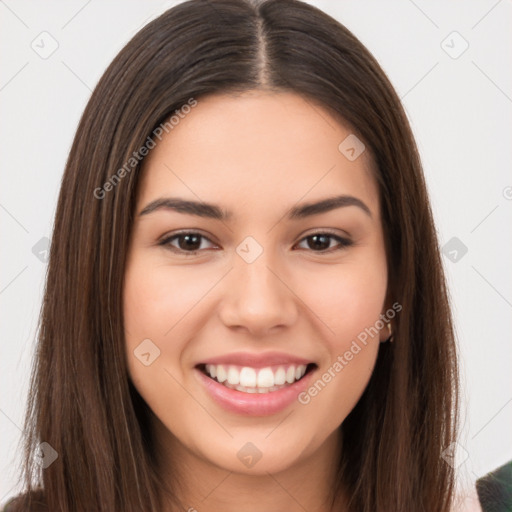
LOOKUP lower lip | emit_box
[194,367,316,416]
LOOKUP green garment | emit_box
[477,460,512,512]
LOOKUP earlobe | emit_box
[386,322,394,343]
[380,320,394,343]
[379,292,396,343]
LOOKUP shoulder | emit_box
[451,480,482,512]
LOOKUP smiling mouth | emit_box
[196,362,317,394]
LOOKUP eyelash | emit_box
[158,230,354,256]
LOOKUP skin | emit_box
[123,91,390,511]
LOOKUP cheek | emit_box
[293,258,386,431]
[122,258,187,384]
[122,256,226,398]
[298,257,387,343]
[122,258,195,421]
[123,258,217,344]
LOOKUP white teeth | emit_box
[216,365,227,383]
[203,363,311,392]
[257,367,274,387]
[295,365,307,380]
[274,367,286,385]
[239,367,257,387]
[227,366,240,385]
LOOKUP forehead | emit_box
[137,91,380,220]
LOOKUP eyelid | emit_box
[297,227,351,240]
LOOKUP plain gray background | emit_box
[1,0,511,502]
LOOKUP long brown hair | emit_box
[11,0,459,510]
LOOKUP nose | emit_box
[217,251,299,337]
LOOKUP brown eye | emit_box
[159,232,217,254]
[175,234,202,251]
[296,233,353,252]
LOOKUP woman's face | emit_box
[124,91,389,475]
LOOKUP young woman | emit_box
[6,0,460,510]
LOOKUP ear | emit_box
[379,288,393,343]
[379,319,392,343]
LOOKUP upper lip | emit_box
[197,351,315,368]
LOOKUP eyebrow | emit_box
[138,194,372,220]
